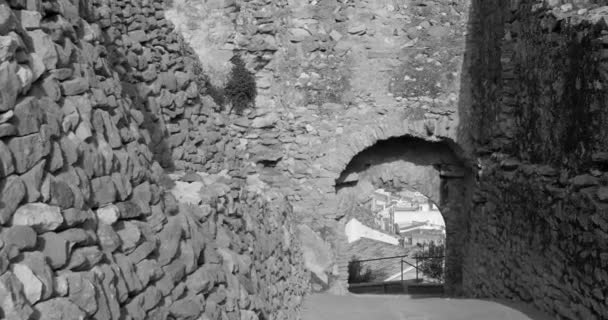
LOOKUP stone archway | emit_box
[331,135,471,295]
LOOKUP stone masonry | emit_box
[0,0,307,319]
[167,0,608,318]
[2,0,608,319]
[462,1,608,319]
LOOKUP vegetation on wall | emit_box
[225,55,257,114]
[189,52,256,115]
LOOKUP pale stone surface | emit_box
[12,263,42,304]
[95,204,119,225]
[12,202,63,232]
[34,297,87,320]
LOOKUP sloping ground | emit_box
[302,294,553,320]
[346,238,411,282]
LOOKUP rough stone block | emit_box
[0,61,20,112]
[0,271,35,320]
[7,132,50,174]
[90,176,117,207]
[39,232,69,269]
[12,202,63,232]
[34,297,86,320]
[26,30,57,70]
[0,175,25,224]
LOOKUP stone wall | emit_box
[464,1,608,318]
[0,0,306,318]
[164,0,474,293]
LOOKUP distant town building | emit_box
[402,228,445,246]
[369,189,446,245]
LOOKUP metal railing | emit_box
[348,254,445,284]
[403,255,445,283]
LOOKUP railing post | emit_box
[400,259,403,282]
[415,258,419,281]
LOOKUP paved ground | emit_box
[302,294,553,320]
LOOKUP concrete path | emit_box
[302,294,553,320]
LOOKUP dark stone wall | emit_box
[463,1,608,318]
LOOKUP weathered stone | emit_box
[169,296,204,319]
[115,253,142,294]
[141,286,162,311]
[12,202,63,232]
[95,204,119,225]
[90,176,116,207]
[48,141,64,172]
[0,175,25,224]
[116,221,141,254]
[289,28,311,42]
[112,172,132,201]
[20,159,45,202]
[97,222,120,252]
[132,181,152,215]
[101,111,121,148]
[128,30,147,43]
[171,181,204,205]
[0,61,20,112]
[571,174,598,188]
[0,140,14,177]
[592,152,608,164]
[60,135,79,165]
[0,271,35,320]
[8,132,50,174]
[241,310,258,320]
[597,187,608,202]
[39,232,69,269]
[12,97,44,136]
[348,24,367,34]
[160,259,186,287]
[54,274,68,296]
[61,77,89,96]
[30,74,61,101]
[0,110,12,123]
[96,265,122,318]
[0,35,19,62]
[124,294,146,320]
[49,178,74,209]
[60,228,95,247]
[64,272,97,315]
[0,123,16,137]
[21,252,53,300]
[26,30,58,70]
[62,208,96,227]
[186,264,217,294]
[34,297,87,320]
[3,225,36,252]
[12,263,42,304]
[157,216,183,266]
[136,259,163,288]
[66,246,103,270]
[251,112,279,128]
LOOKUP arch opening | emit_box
[333,135,472,295]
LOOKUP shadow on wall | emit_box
[456,0,506,156]
[105,42,176,171]
[457,0,608,318]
